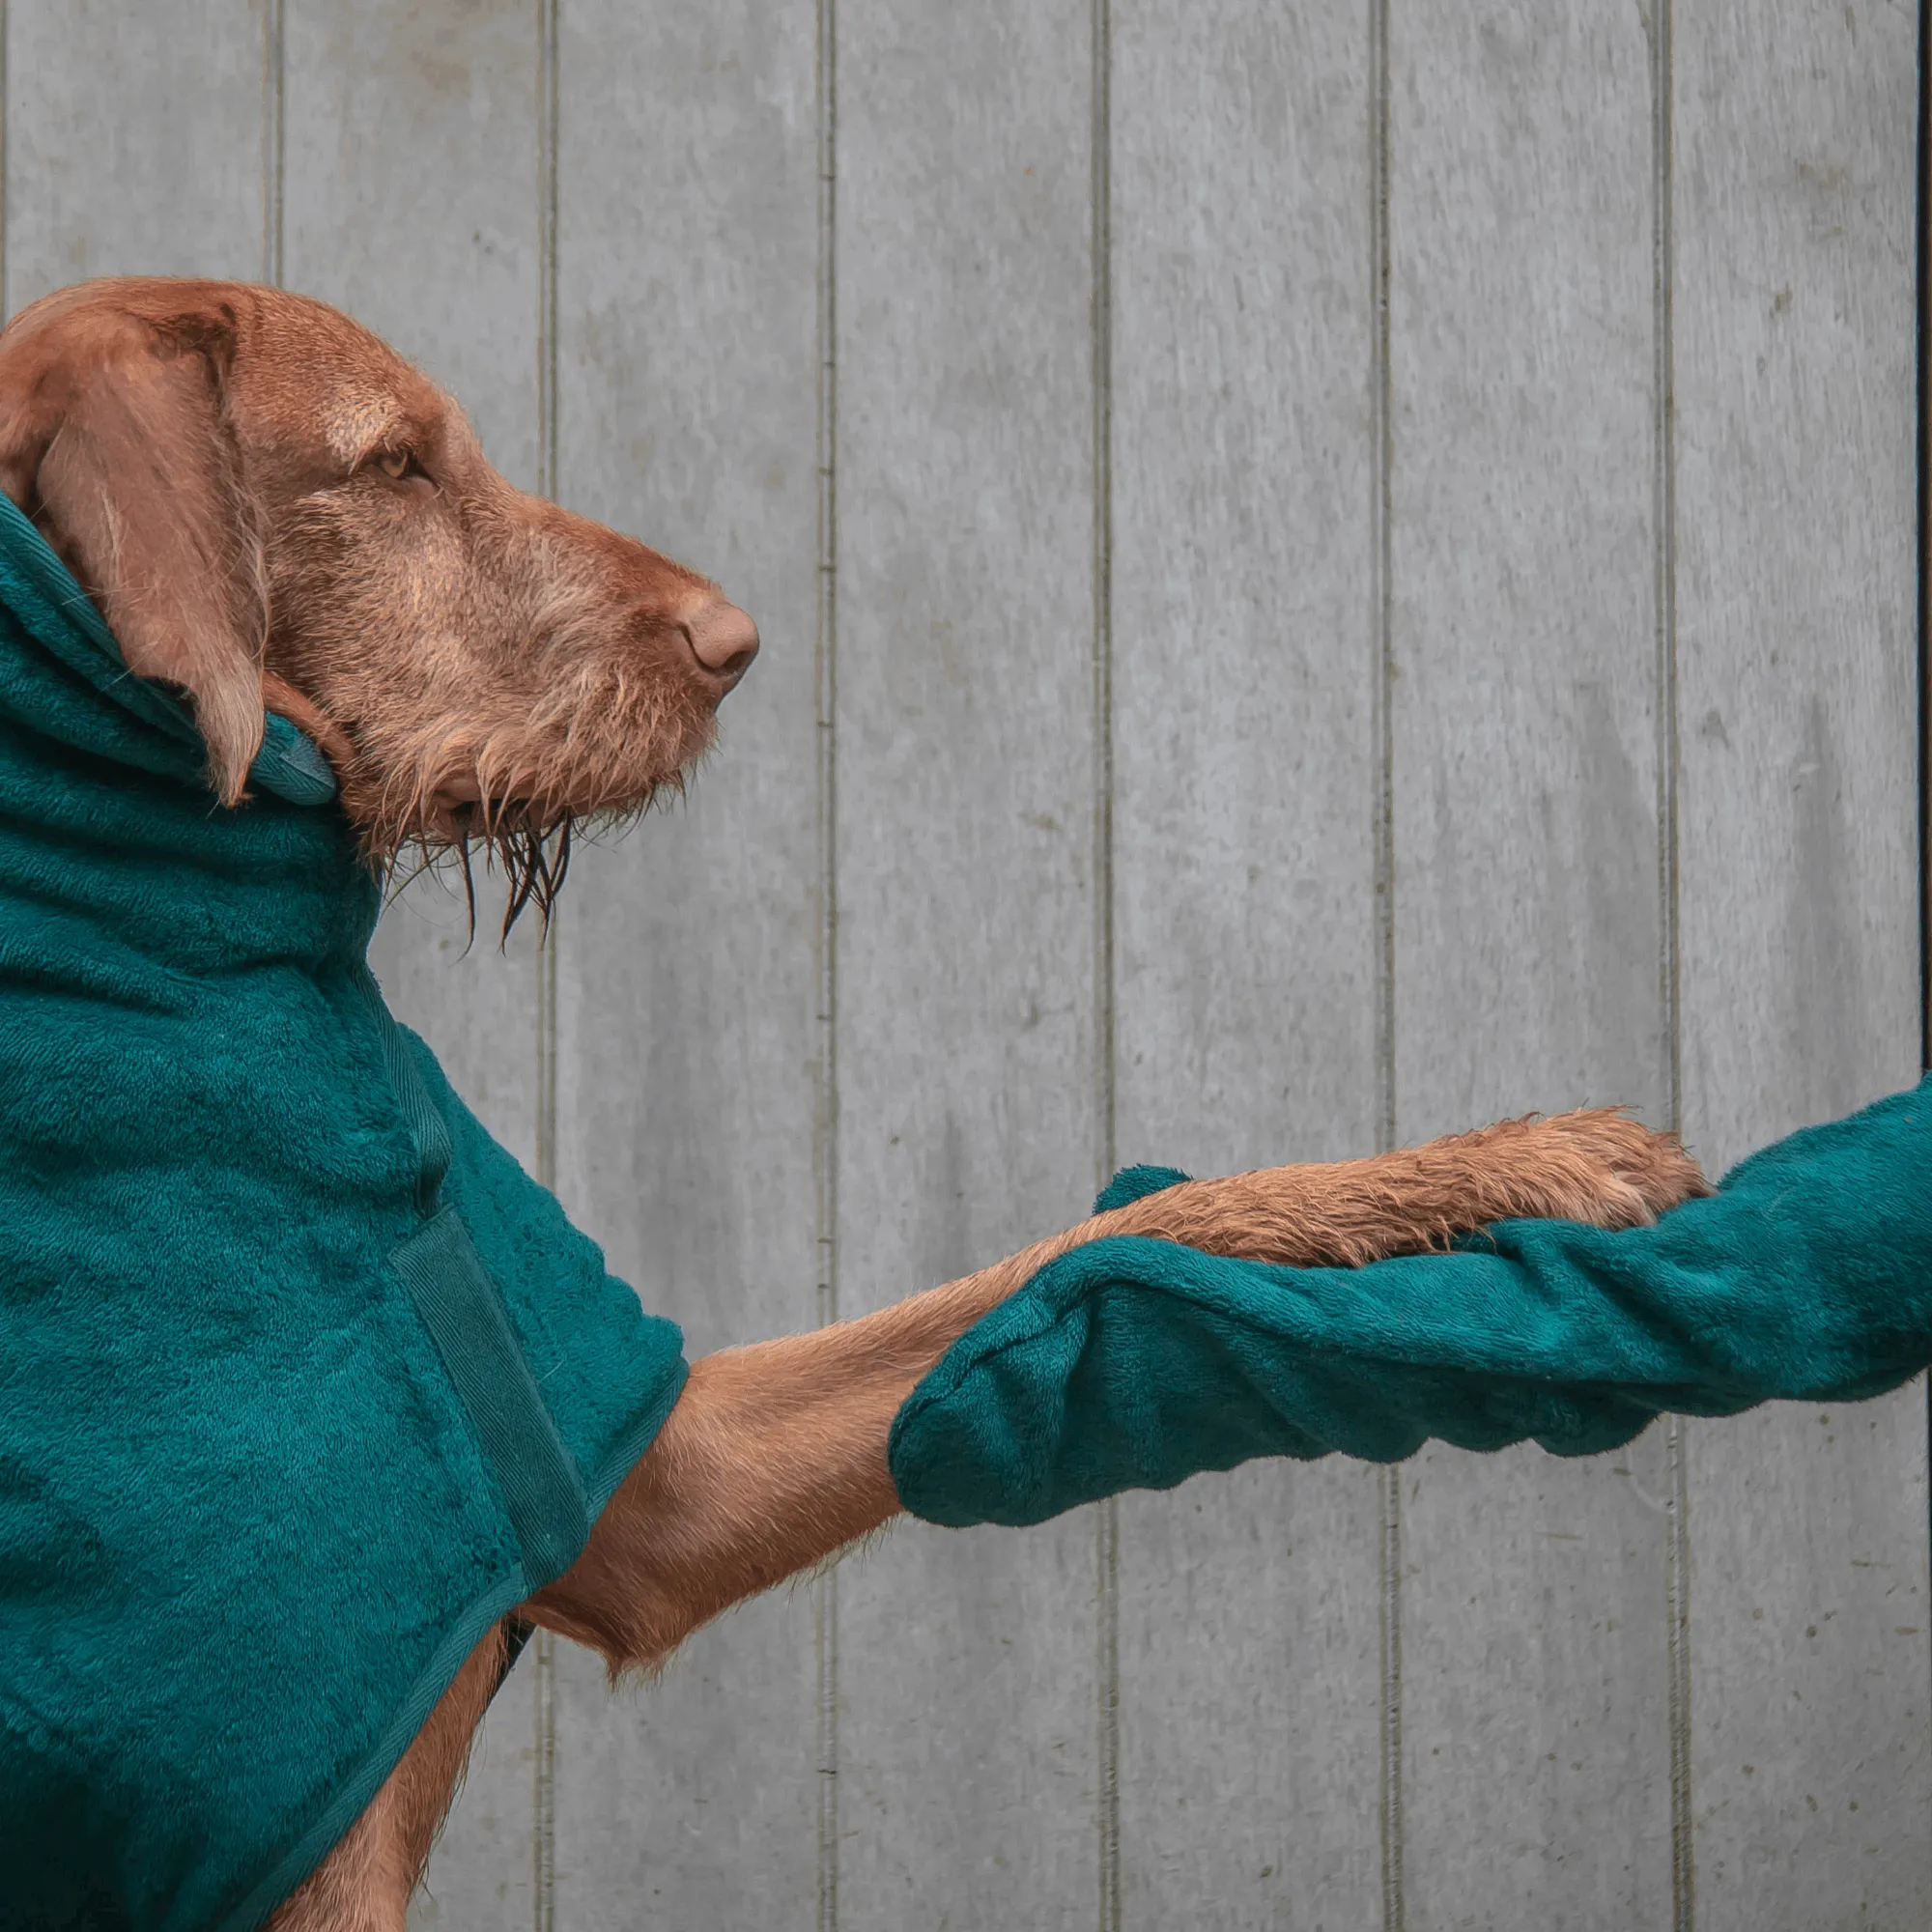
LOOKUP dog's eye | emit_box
[374,447,421,482]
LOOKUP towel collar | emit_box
[0,488,337,807]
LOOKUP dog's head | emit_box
[0,277,755,921]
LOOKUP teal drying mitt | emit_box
[0,492,688,1930]
[889,1079,1932,1528]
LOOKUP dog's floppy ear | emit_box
[0,292,266,804]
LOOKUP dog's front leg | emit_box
[517,1236,1087,1671]
[523,1105,1706,1672]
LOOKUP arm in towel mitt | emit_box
[888,1076,1932,1528]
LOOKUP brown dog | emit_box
[0,278,1709,1930]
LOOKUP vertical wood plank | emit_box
[285,2,544,486]
[833,0,1101,1920]
[545,0,823,1924]
[1673,0,1929,1920]
[279,5,548,1921]
[1107,0,1382,1923]
[1388,4,1673,1923]
[6,0,266,306]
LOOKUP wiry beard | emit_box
[448,811,576,942]
[345,675,716,941]
[463,814,573,939]
[378,776,688,944]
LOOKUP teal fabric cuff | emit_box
[889,1076,1932,1528]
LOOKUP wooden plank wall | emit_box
[5,1,1923,1925]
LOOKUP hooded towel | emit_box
[0,493,688,1931]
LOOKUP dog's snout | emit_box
[684,600,759,695]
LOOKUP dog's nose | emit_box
[685,600,760,695]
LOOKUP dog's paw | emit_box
[1495,1108,1711,1230]
[1090,1107,1712,1274]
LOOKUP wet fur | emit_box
[0,279,1713,1930]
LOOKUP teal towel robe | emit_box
[0,494,688,1930]
[891,1081,1932,1527]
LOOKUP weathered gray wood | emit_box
[278,5,550,1921]
[8,4,1930,1926]
[831,0,1102,1920]
[284,1,545,489]
[3,0,265,305]
[6,0,267,305]
[1389,4,1674,1922]
[1672,0,1929,1920]
[1107,0,1382,1921]
[543,0,824,1923]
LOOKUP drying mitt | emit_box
[890,1079,1932,1526]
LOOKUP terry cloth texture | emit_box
[0,492,688,1932]
[891,1079,1932,1527]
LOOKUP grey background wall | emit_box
[9,0,1926,1924]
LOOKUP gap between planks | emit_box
[1366,0,1403,1920]
[813,0,841,1920]
[533,5,562,1923]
